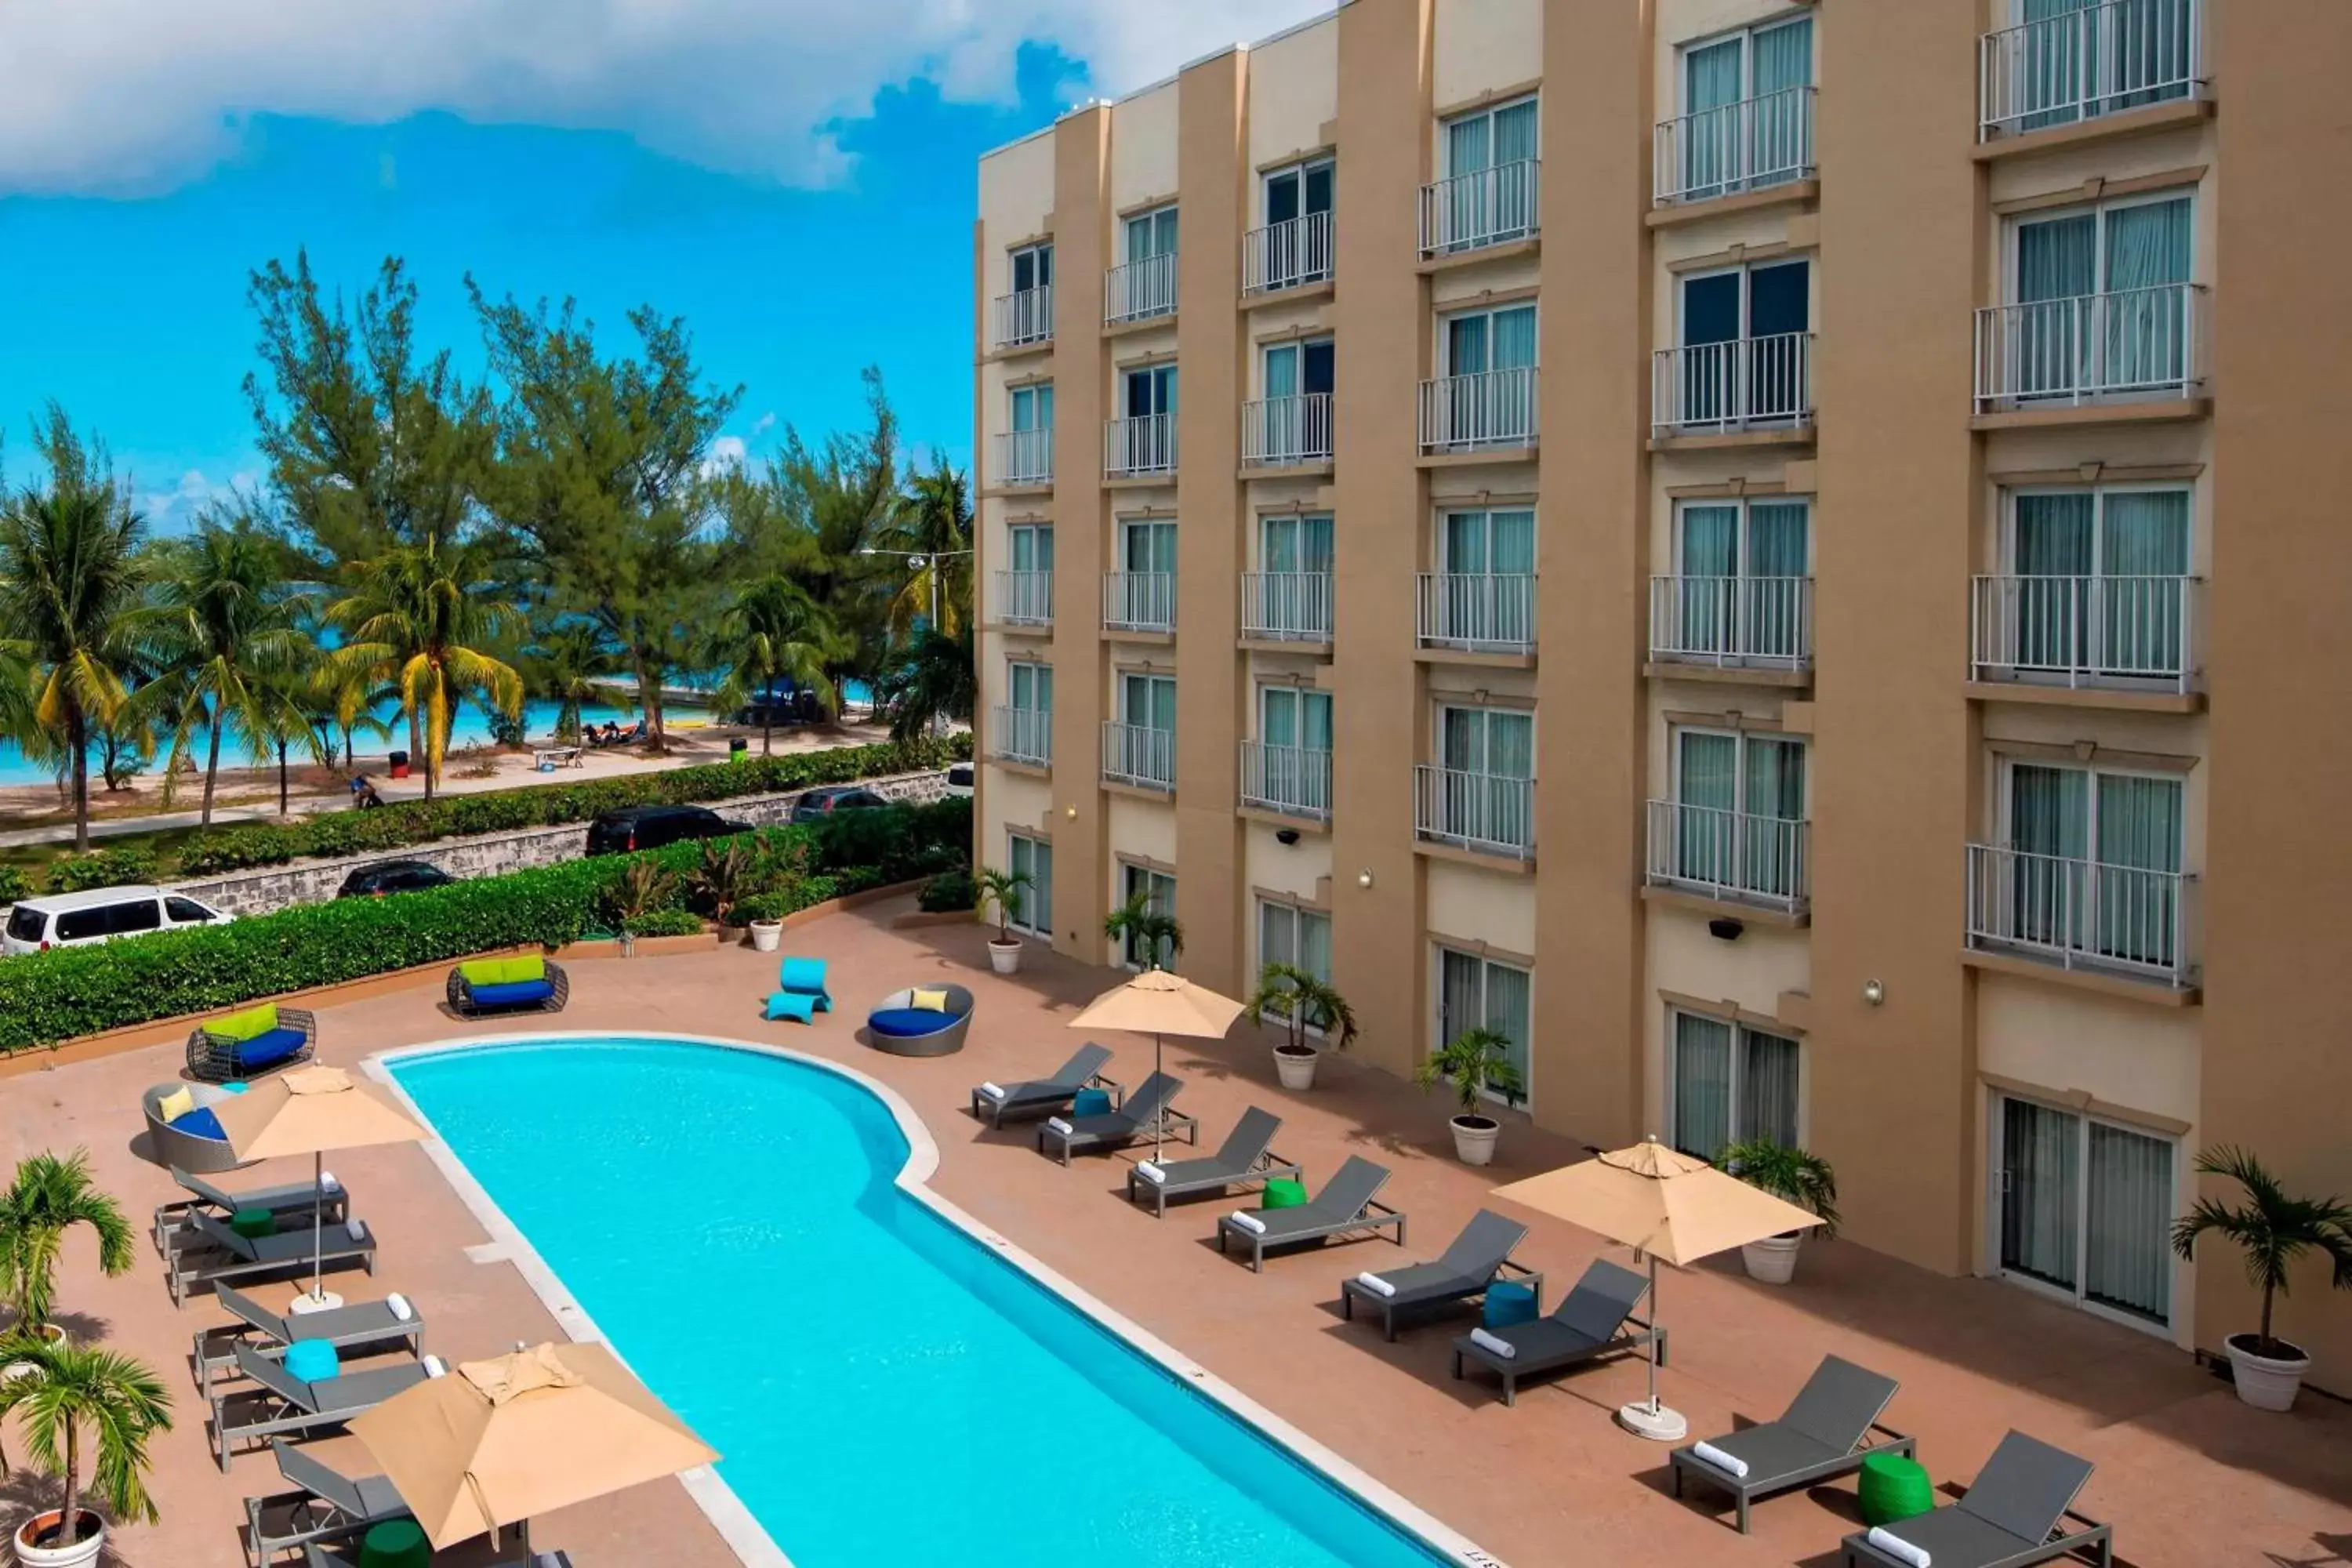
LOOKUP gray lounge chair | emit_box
[1036,1072,1197,1166]
[1840,1431,2111,1568]
[245,1438,411,1559]
[194,1283,424,1399]
[1123,1106,1299,1217]
[1339,1208,1537,1341]
[307,1545,569,1568]
[211,1341,436,1469]
[1449,1257,1661,1406]
[970,1044,1120,1129]
[153,1165,349,1255]
[1670,1354,1915,1533]
[169,1210,378,1306]
[1215,1155,1406,1272]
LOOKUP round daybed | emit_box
[140,1081,254,1174]
[864,984,976,1058]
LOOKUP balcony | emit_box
[1653,86,1817,207]
[1104,253,1178,327]
[990,705,1051,768]
[1240,742,1331,822]
[1648,575,1813,673]
[1652,332,1814,440]
[1417,572,1534,655]
[1102,572,1175,636]
[1973,285,2206,415]
[1418,368,1538,456]
[1104,413,1177,481]
[1645,801,1809,917]
[1419,160,1541,259]
[1971,575,2198,695]
[1242,394,1333,469]
[1979,0,2204,143]
[1240,572,1331,644]
[1414,766,1534,862]
[993,285,1054,350]
[1102,721,1174,793]
[990,427,1052,490]
[992,569,1053,628]
[1243,212,1333,296]
[1966,843,2196,989]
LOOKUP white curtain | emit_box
[2104,198,2192,387]
[1739,1029,1801,1147]
[2085,1122,2174,1321]
[1682,37,1743,198]
[2002,1098,2081,1289]
[1672,1012,1733,1158]
[1483,961,1532,1098]
[1678,731,1738,884]
[1009,834,1051,935]
[1751,19,1813,187]
[1491,306,1538,370]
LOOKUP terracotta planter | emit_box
[14,1509,104,1568]
[2225,1333,2311,1412]
[987,938,1023,975]
[1741,1232,1803,1284]
[748,920,783,953]
[1273,1044,1319,1091]
[1449,1113,1501,1166]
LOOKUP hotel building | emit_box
[970,0,2352,1392]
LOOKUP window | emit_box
[1670,1011,1801,1160]
[1994,0,2198,138]
[1668,728,1807,899]
[1122,362,1177,419]
[1007,660,1052,716]
[1261,339,1334,402]
[1112,206,1178,324]
[165,897,216,924]
[1007,523,1054,575]
[1430,304,1537,452]
[2002,485,2189,680]
[1124,205,1178,266]
[1120,863,1178,969]
[1436,947,1533,1106]
[1009,383,1052,434]
[1425,507,1535,650]
[55,909,109,942]
[1440,303,1538,379]
[1001,241,1055,346]
[1112,364,1177,476]
[1675,259,1810,428]
[1003,659,1052,764]
[108,899,161,937]
[1007,832,1053,936]
[1256,339,1334,463]
[2007,192,2193,398]
[1010,241,1054,295]
[1119,518,1177,576]
[1436,95,1539,252]
[1438,507,1535,577]
[1426,704,1534,855]
[1996,1093,2176,1327]
[1258,514,1332,575]
[1675,14,1813,199]
[1119,671,1175,731]
[2000,760,2183,971]
[1669,499,1809,664]
[1258,157,1334,290]
[1258,899,1331,985]
[1253,686,1333,818]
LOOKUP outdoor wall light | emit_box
[1862,978,1886,1007]
[1357,869,1374,889]
[1064,804,1078,819]
[1275,828,1301,846]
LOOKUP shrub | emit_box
[728,878,839,927]
[45,846,161,895]
[918,869,977,913]
[177,826,300,877]
[621,909,706,938]
[0,866,31,906]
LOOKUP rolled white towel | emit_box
[387,1293,413,1323]
[320,1171,340,1194]
[978,1082,1007,1102]
[1355,1271,1398,1298]
[1468,1327,1518,1360]
[423,1355,448,1378]
[1691,1440,1748,1479]
[1044,1116,1075,1135]
[345,1218,368,1243]
[1864,1526,1931,1568]
[1136,1160,1167,1184]
[1229,1211,1267,1234]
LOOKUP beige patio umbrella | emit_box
[1067,969,1243,1156]
[212,1065,426,1310]
[350,1341,718,1552]
[1490,1136,1822,1441]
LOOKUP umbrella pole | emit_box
[1154,1031,1165,1158]
[311,1151,325,1304]
[1646,1253,1661,1414]
[1614,1250,1687,1443]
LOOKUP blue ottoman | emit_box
[284,1339,339,1383]
[1072,1087,1113,1117]
[766,992,817,1024]
[1483,1281,1538,1329]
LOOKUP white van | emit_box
[2,885,231,956]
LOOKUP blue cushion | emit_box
[869,1007,953,1038]
[778,957,829,999]
[1483,1280,1538,1329]
[222,1082,250,1094]
[233,1028,310,1069]
[1072,1087,1112,1117]
[469,979,554,1009]
[283,1339,339,1383]
[169,1105,230,1142]
[764,991,816,1023]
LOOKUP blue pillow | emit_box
[1072,1087,1112,1117]
[283,1339,339,1383]
[1483,1280,1538,1329]
[169,1106,230,1142]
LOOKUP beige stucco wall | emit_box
[1432,0,1540,113]
[1246,16,1338,176]
[1642,910,1814,1142]
[1110,82,1181,212]
[978,130,1058,303]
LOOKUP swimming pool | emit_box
[382,1036,1497,1568]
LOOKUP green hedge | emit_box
[0,798,972,1052]
[46,845,162,895]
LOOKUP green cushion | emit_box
[359,1517,430,1568]
[458,959,506,986]
[229,1207,275,1240]
[1262,1178,1309,1210]
[1857,1451,1934,1527]
[501,954,546,984]
[216,1002,278,1041]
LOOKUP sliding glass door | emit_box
[1998,1094,2175,1326]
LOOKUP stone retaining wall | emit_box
[170,768,952,917]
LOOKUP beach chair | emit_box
[969,1044,1119,1129]
[1035,1072,1196,1166]
[1215,1155,1406,1273]
[1339,1209,1537,1341]
[210,1341,437,1470]
[169,1210,377,1307]
[154,1165,350,1255]
[244,1439,411,1559]
[1670,1355,1914,1534]
[1840,1432,2112,1568]
[1123,1106,1298,1217]
[194,1283,424,1399]
[1449,1257,1661,1406]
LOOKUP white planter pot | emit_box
[2225,1333,2310,1412]
[1450,1114,1501,1167]
[748,920,783,953]
[1741,1232,1804,1285]
[15,1510,104,1568]
[1273,1046,1319,1091]
[987,938,1023,975]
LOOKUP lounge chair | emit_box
[1339,1208,1537,1341]
[307,1543,570,1567]
[187,1002,318,1083]
[446,955,568,1017]
[779,956,833,1010]
[194,1283,424,1399]
[1215,1155,1406,1273]
[1670,1354,1914,1534]
[153,1165,350,1256]
[1840,1431,2111,1568]
[211,1341,437,1469]
[141,1082,252,1177]
[245,1439,411,1559]
[1123,1106,1298,1217]
[969,1044,1119,1129]
[865,983,976,1056]
[1036,1072,1196,1166]
[169,1210,378,1307]
[1449,1257,1661,1406]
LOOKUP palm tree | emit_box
[1414,1025,1526,1117]
[1718,1138,1842,1235]
[975,865,1033,943]
[2172,1145,2352,1358]
[523,618,626,745]
[308,659,395,771]
[0,1340,172,1551]
[0,1150,136,1338]
[1245,962,1359,1056]
[705,577,842,755]
[879,624,975,742]
[0,408,147,850]
[1103,891,1181,971]
[328,539,523,799]
[876,456,973,639]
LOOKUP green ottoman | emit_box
[359,1518,430,1568]
[229,1207,275,1240]
[1261,1178,1308,1210]
[1857,1450,1933,1527]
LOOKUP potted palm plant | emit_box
[1717,1137,1839,1284]
[2171,1145,2352,1411]
[0,1152,136,1371]
[976,866,1034,975]
[1102,893,1181,972]
[1414,1026,1525,1167]
[1245,963,1358,1091]
[0,1340,171,1568]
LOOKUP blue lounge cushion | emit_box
[469,979,554,1009]
[233,1028,310,1069]
[283,1339,339,1382]
[764,991,816,1023]
[778,957,830,1005]
[869,1007,953,1039]
[1483,1280,1538,1329]
[1072,1087,1112,1116]
[169,1105,230,1142]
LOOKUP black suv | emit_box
[789,786,891,824]
[585,804,751,855]
[336,859,457,898]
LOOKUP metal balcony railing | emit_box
[1971,574,2197,692]
[993,285,1054,350]
[1240,742,1332,822]
[1102,572,1175,635]
[990,706,1051,768]
[1652,332,1814,438]
[1102,721,1175,792]
[1419,159,1541,258]
[1105,413,1177,479]
[1973,284,2205,412]
[1980,0,2202,142]
[1104,252,1178,326]
[1419,368,1538,455]
[1414,765,1535,860]
[1416,572,1534,654]
[1243,211,1334,296]
[1648,576,1813,670]
[992,569,1053,628]
[1242,394,1333,468]
[991,427,1052,489]
[1654,85,1816,205]
[1646,800,1810,915]
[1240,572,1332,644]
[1966,843,2196,987]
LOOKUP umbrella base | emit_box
[288,1290,345,1316]
[1617,1401,1688,1442]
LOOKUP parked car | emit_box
[790,786,891,823]
[2,886,230,956]
[584,804,752,855]
[942,763,975,799]
[336,859,457,898]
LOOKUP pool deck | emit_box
[7,899,2348,1567]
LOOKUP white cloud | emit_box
[0,0,1334,196]
[138,467,256,532]
[699,434,749,478]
